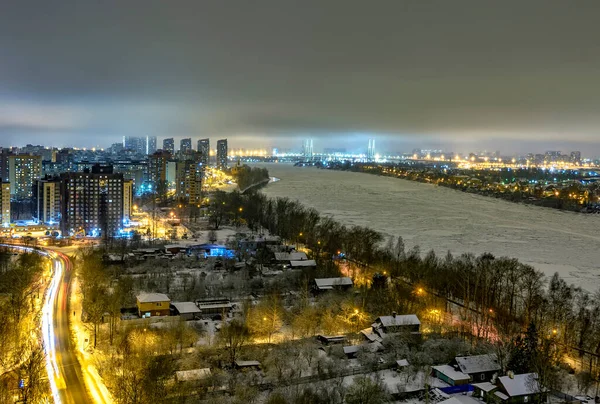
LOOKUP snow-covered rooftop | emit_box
[314,277,353,289]
[343,346,360,355]
[274,251,307,261]
[396,359,409,367]
[498,373,541,397]
[456,354,500,374]
[439,396,481,404]
[290,259,316,267]
[376,314,420,328]
[137,292,170,303]
[432,365,470,382]
[171,302,201,314]
[472,381,497,392]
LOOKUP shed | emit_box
[171,302,201,320]
[431,365,470,386]
[472,381,498,401]
[343,345,360,359]
[196,300,234,316]
[396,359,410,369]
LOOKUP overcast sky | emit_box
[1,1,600,155]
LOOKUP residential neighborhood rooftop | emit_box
[375,313,421,328]
[432,365,470,382]
[455,354,500,374]
[171,302,201,314]
[498,373,541,397]
[136,292,170,303]
[314,277,353,289]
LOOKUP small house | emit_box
[313,277,353,292]
[171,302,201,320]
[454,354,500,383]
[495,373,546,404]
[316,335,346,345]
[431,365,470,386]
[136,292,170,317]
[372,313,420,336]
[343,345,360,359]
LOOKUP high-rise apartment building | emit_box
[216,139,228,170]
[8,154,42,199]
[123,136,147,155]
[123,179,133,222]
[367,139,376,162]
[570,151,582,165]
[163,138,175,155]
[34,177,61,224]
[1,182,10,226]
[0,149,12,181]
[146,136,157,155]
[197,138,210,168]
[302,139,313,161]
[60,164,124,237]
[175,153,203,204]
[180,138,192,154]
[148,151,170,185]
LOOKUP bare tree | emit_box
[218,319,250,367]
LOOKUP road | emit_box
[0,244,89,403]
[2,243,112,403]
[50,251,91,404]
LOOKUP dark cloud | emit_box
[1,0,600,154]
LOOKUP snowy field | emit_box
[255,163,600,293]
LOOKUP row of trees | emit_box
[0,249,50,403]
[231,165,270,192]
[207,189,600,391]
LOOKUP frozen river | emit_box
[255,163,600,292]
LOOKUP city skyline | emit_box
[2,1,600,154]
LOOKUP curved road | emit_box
[50,251,91,404]
[2,244,96,403]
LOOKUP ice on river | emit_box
[255,163,600,293]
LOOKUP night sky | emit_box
[1,1,600,154]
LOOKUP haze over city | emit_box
[3,2,600,404]
[2,1,600,154]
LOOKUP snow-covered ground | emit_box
[256,163,600,293]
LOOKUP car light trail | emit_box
[0,244,62,403]
[42,256,63,404]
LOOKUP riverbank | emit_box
[255,163,600,293]
[321,161,600,214]
[239,177,272,193]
